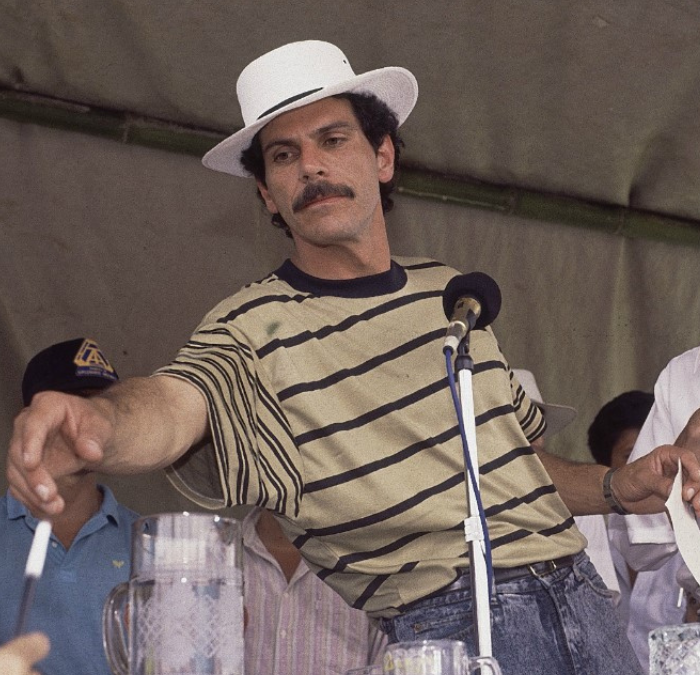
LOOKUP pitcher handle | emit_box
[102,582,129,675]
[467,655,503,675]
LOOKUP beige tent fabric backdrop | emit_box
[4,1,700,223]
[1,117,699,515]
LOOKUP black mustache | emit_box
[293,182,355,212]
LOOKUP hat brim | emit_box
[540,403,577,438]
[202,66,418,178]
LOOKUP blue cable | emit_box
[445,350,494,594]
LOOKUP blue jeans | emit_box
[379,553,642,675]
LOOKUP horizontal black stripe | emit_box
[480,445,534,475]
[539,515,577,537]
[336,521,464,568]
[304,472,465,538]
[296,376,450,446]
[215,291,314,325]
[278,328,445,401]
[473,359,506,376]
[484,483,558,519]
[256,290,441,360]
[186,329,255,358]
[304,425,460,493]
[349,559,420,610]
[490,515,576,550]
[474,403,514,427]
[314,532,432,576]
[311,521,464,576]
[489,527,531,549]
[351,573,393,610]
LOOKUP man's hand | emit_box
[0,633,50,675]
[612,444,700,516]
[6,375,210,518]
[6,391,113,517]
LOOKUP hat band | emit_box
[257,88,324,120]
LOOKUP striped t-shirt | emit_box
[159,257,585,618]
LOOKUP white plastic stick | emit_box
[14,520,52,636]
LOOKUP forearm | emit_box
[536,446,693,517]
[535,448,610,515]
[92,374,209,474]
[8,372,210,517]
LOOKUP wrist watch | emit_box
[603,468,631,515]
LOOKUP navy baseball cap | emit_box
[21,338,119,406]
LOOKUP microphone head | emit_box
[442,272,502,329]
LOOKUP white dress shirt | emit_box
[608,345,700,672]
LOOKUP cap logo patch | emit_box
[73,339,118,381]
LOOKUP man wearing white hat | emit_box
[8,40,700,675]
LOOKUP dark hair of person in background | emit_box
[240,92,405,238]
[587,390,655,466]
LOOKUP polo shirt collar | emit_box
[6,484,120,527]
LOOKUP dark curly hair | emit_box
[240,92,404,238]
[587,390,654,466]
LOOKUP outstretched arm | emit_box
[534,429,700,517]
[6,374,208,517]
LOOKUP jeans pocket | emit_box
[406,596,475,643]
[575,560,617,600]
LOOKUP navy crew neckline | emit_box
[274,259,408,298]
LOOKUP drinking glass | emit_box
[102,512,244,675]
[649,623,700,675]
[383,639,502,674]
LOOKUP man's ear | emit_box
[376,135,396,184]
[256,180,279,214]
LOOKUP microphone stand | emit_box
[454,336,493,659]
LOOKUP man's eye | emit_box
[324,136,344,147]
[273,150,292,162]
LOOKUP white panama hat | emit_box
[512,369,577,438]
[202,40,419,177]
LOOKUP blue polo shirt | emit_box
[0,486,139,675]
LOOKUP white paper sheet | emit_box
[665,459,700,584]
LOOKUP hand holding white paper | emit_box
[665,460,700,584]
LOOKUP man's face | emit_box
[256,97,395,252]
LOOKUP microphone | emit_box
[442,272,502,352]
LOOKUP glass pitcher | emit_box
[102,512,244,675]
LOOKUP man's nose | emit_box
[299,146,327,181]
